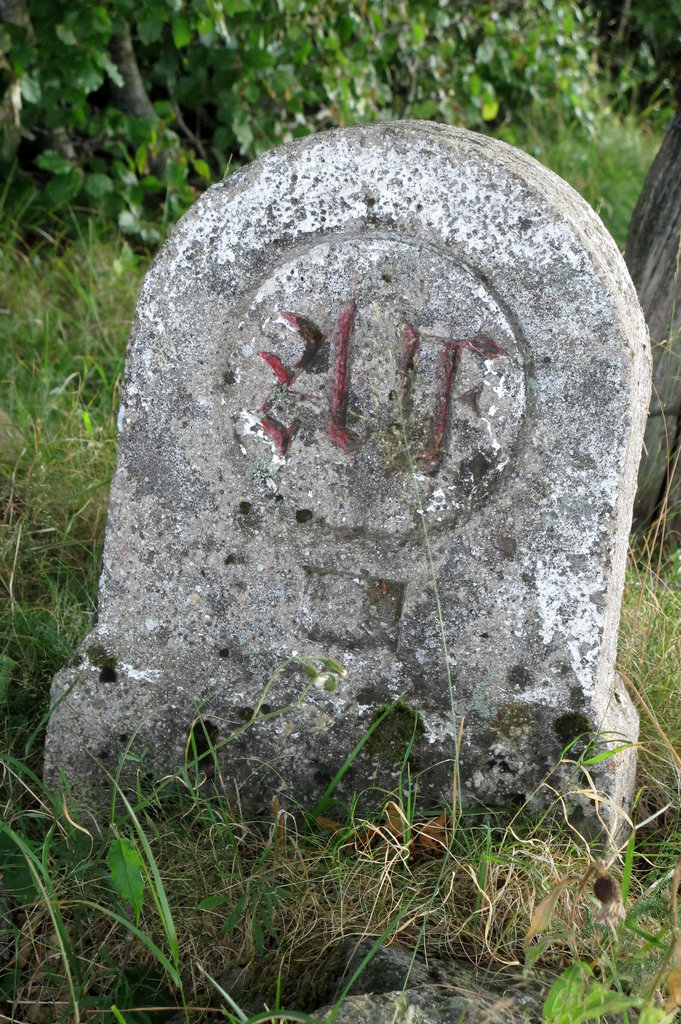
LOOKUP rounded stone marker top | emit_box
[45,122,650,830]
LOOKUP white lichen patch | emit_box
[535,558,605,695]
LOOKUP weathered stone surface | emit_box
[311,944,628,1024]
[314,987,532,1024]
[44,122,650,827]
[313,943,552,1023]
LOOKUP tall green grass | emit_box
[0,217,150,752]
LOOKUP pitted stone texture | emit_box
[44,122,650,829]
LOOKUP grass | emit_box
[2,108,681,1022]
[498,111,663,250]
[0,215,149,748]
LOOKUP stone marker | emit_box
[45,122,650,830]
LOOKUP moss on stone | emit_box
[553,711,591,746]
[365,700,425,766]
[491,703,530,738]
[86,644,117,671]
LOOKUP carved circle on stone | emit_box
[227,236,526,538]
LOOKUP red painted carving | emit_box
[258,350,294,386]
[422,339,458,473]
[257,301,356,454]
[254,302,506,465]
[258,411,299,455]
[256,315,329,454]
[396,325,507,472]
[279,312,326,369]
[327,299,357,451]
[399,322,420,416]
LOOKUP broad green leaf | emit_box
[138,19,164,45]
[411,100,439,120]
[74,66,105,94]
[172,16,193,49]
[134,143,148,175]
[85,172,114,198]
[252,915,265,952]
[223,0,253,13]
[93,50,124,88]
[44,169,82,206]
[640,1005,678,1023]
[192,158,211,180]
[55,23,77,45]
[20,75,41,103]
[576,983,640,1022]
[543,963,590,1023]
[35,150,73,175]
[107,837,145,925]
[482,98,500,121]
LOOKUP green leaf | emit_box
[542,964,640,1024]
[172,16,193,49]
[234,125,253,153]
[481,98,499,121]
[138,19,164,45]
[468,72,482,98]
[35,150,73,175]
[252,915,265,952]
[638,1006,678,1024]
[20,75,41,103]
[134,144,148,175]
[93,50,124,88]
[55,23,77,45]
[223,898,249,934]
[543,963,590,1023]
[74,65,105,94]
[110,787,180,969]
[44,169,82,206]
[582,743,634,765]
[197,893,230,910]
[223,0,252,13]
[85,172,114,198]
[192,158,211,180]
[107,837,145,925]
[410,99,439,119]
[576,991,640,1022]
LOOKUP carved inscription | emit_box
[398,323,507,473]
[256,300,507,472]
[301,566,405,650]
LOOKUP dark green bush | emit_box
[1,0,604,237]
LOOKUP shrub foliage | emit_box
[1,0,607,237]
